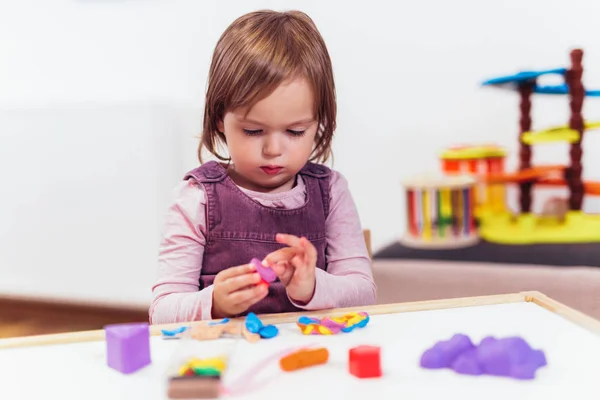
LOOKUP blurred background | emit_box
[1,0,600,333]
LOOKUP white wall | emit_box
[2,0,600,306]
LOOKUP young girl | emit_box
[150,10,376,324]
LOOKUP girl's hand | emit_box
[211,263,268,318]
[263,234,317,304]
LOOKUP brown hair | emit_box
[199,10,336,164]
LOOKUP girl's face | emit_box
[218,77,319,193]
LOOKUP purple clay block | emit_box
[105,322,151,374]
[251,258,277,283]
[420,333,476,369]
[475,336,547,379]
[451,349,482,375]
[421,334,547,380]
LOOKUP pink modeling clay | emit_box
[251,258,277,283]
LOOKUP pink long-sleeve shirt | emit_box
[149,169,377,324]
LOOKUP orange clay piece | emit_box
[279,347,329,372]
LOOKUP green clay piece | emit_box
[192,366,221,376]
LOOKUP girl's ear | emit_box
[216,119,224,134]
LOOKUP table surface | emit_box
[375,240,600,267]
[1,292,600,400]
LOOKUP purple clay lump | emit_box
[476,336,547,379]
[420,334,547,380]
[420,334,475,369]
[251,258,277,283]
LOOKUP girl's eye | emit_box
[287,129,306,136]
[243,129,262,136]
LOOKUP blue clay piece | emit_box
[208,318,230,326]
[258,324,279,339]
[245,312,263,334]
[298,316,318,325]
[161,326,189,336]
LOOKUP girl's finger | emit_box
[302,237,318,267]
[263,247,301,265]
[229,283,268,306]
[214,263,254,284]
[276,233,302,247]
[223,272,262,294]
[236,287,269,310]
[272,261,294,286]
[289,254,306,274]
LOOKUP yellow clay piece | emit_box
[178,357,227,376]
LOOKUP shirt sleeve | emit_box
[289,170,377,310]
[149,179,214,324]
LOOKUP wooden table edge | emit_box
[0,291,598,349]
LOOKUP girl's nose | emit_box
[262,134,283,157]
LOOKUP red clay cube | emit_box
[349,345,381,378]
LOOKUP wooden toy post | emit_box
[566,49,585,211]
[518,81,535,214]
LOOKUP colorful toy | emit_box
[104,322,151,374]
[440,144,507,215]
[475,49,600,243]
[296,311,370,335]
[251,258,277,285]
[403,48,600,246]
[348,345,382,378]
[400,174,479,249]
[420,333,547,380]
[279,347,329,372]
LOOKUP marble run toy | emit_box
[402,48,600,247]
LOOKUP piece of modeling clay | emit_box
[161,326,189,337]
[280,347,329,372]
[244,312,279,339]
[259,324,279,339]
[208,318,230,326]
[297,312,370,335]
[245,312,263,333]
[420,334,547,380]
[420,333,475,368]
[251,257,277,283]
